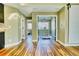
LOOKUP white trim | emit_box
[57,40,66,46]
[32,40,37,42]
[57,40,79,46]
[5,41,21,48]
[65,43,79,46]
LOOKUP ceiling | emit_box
[5,3,66,17]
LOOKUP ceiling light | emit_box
[20,3,26,6]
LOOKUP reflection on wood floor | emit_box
[0,40,79,56]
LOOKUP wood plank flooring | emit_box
[0,41,79,56]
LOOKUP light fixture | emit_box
[20,3,27,6]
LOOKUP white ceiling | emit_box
[5,3,66,17]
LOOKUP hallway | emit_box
[0,3,79,56]
[0,40,79,56]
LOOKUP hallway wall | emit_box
[58,7,66,43]
[69,5,79,44]
[4,5,26,48]
[58,4,79,46]
[58,6,69,45]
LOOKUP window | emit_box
[38,22,49,30]
[27,22,32,30]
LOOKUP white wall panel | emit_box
[69,5,79,43]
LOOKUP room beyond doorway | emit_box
[36,15,58,42]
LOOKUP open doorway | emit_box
[35,15,57,55]
[26,20,32,36]
[26,20,32,42]
[26,20,33,44]
[37,15,57,41]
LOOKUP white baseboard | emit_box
[65,43,79,46]
[32,40,37,42]
[57,40,79,46]
[57,40,66,46]
[5,41,22,48]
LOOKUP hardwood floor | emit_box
[0,41,79,56]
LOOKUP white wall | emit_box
[4,5,26,48]
[69,5,79,44]
[4,12,21,48]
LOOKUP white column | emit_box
[20,15,26,40]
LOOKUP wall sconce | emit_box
[67,3,71,10]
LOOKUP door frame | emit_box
[36,15,58,41]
